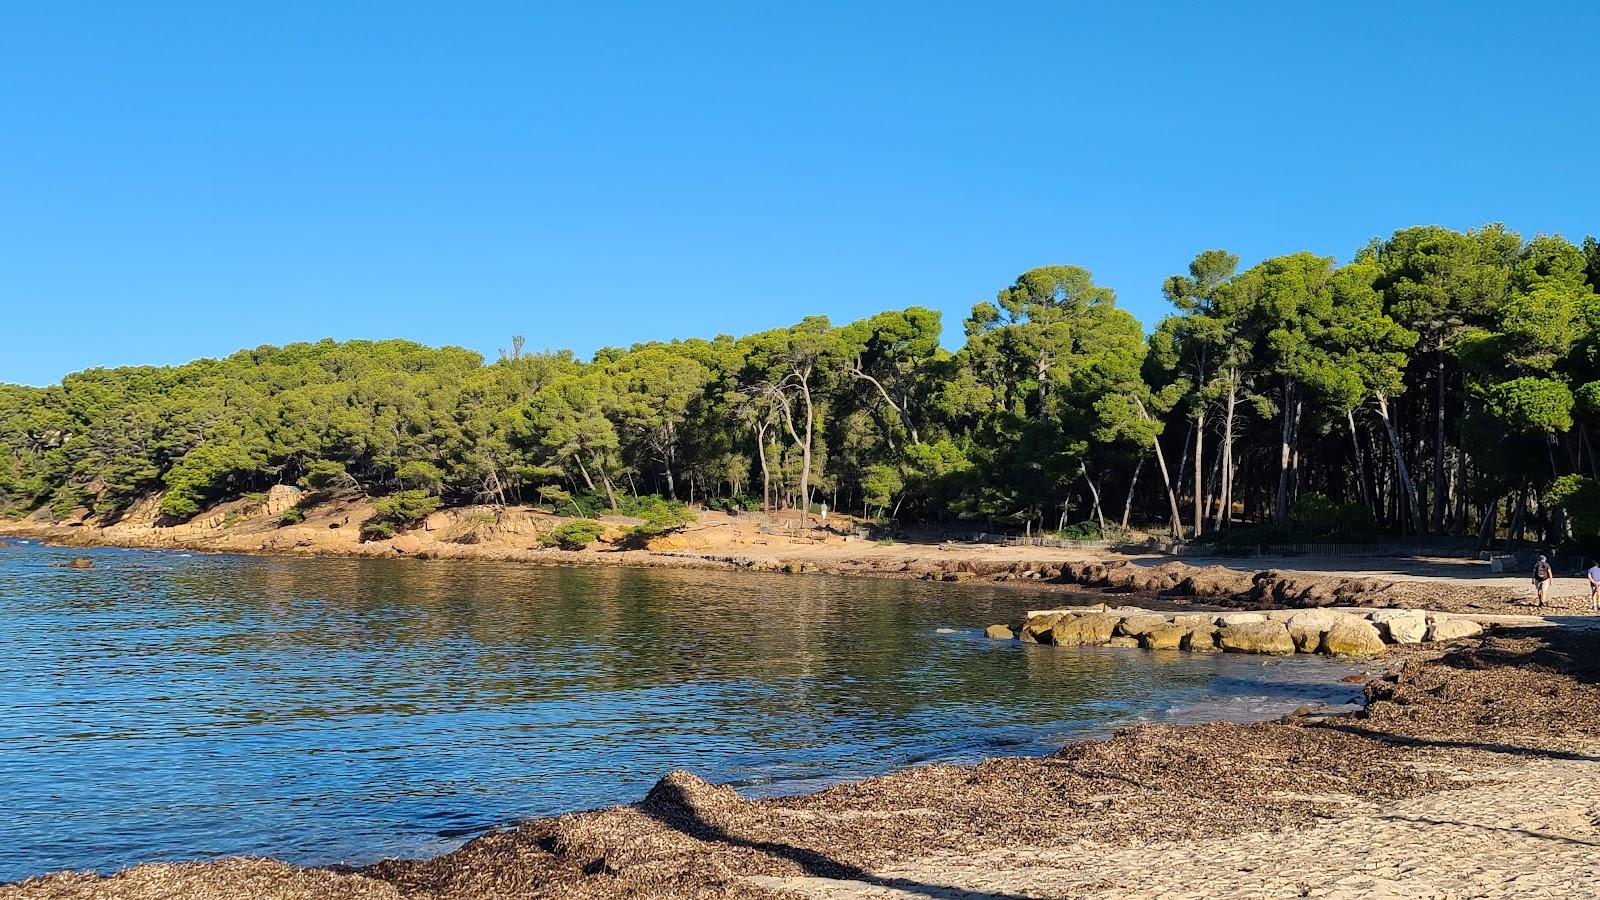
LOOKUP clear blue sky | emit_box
[3,2,1597,386]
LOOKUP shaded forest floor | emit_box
[7,626,1599,898]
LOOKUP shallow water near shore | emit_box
[0,542,1362,882]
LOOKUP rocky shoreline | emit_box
[993,602,1537,657]
[0,511,1540,617]
[7,622,1598,899]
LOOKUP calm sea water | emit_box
[0,541,1360,882]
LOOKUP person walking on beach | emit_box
[1587,559,1600,611]
[1533,555,1554,607]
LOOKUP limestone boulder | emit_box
[1218,621,1296,655]
[984,624,1015,640]
[1182,628,1219,651]
[1019,614,1062,644]
[390,534,425,554]
[1107,636,1141,648]
[1320,616,1386,657]
[1116,615,1168,637]
[1285,609,1342,653]
[1426,616,1485,642]
[1140,624,1188,650]
[1048,613,1121,647]
[1170,613,1215,629]
[1370,610,1428,645]
[1215,612,1268,627]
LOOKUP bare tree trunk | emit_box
[1135,398,1183,538]
[1476,497,1498,549]
[1081,461,1106,535]
[1453,448,1469,539]
[1203,441,1225,524]
[1347,408,1375,516]
[572,453,598,492]
[798,375,814,524]
[1375,391,1424,534]
[1192,408,1206,538]
[590,452,618,511]
[753,422,772,513]
[1276,376,1295,524]
[1432,339,1447,534]
[1122,454,1144,530]
[1213,373,1237,531]
[848,363,919,444]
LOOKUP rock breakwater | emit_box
[1000,604,1531,657]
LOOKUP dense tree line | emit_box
[5,224,1600,548]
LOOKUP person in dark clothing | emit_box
[1533,555,1554,607]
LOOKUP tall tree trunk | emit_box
[1432,338,1447,534]
[1452,448,1469,539]
[1477,496,1499,549]
[798,375,814,524]
[753,422,772,513]
[1375,391,1424,534]
[1276,376,1295,524]
[1203,440,1225,524]
[1213,373,1237,531]
[1122,454,1145,530]
[1347,408,1375,517]
[572,452,598,492]
[1081,461,1106,535]
[1192,408,1206,538]
[849,363,919,444]
[590,452,618,511]
[1135,398,1183,538]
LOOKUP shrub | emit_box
[549,519,604,550]
[1289,493,1366,536]
[299,460,353,492]
[371,489,441,527]
[278,505,305,526]
[396,460,445,493]
[358,489,440,542]
[1054,521,1103,541]
[618,495,696,529]
[706,494,761,513]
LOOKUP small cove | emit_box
[0,542,1361,882]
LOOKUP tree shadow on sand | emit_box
[637,773,1037,900]
[1311,721,1600,763]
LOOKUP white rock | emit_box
[1285,609,1342,653]
[1426,616,1485,642]
[1371,610,1428,644]
[1215,612,1267,626]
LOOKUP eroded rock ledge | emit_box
[994,604,1541,657]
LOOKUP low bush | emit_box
[1054,521,1104,541]
[359,489,441,542]
[278,506,305,526]
[548,519,604,550]
[371,490,441,527]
